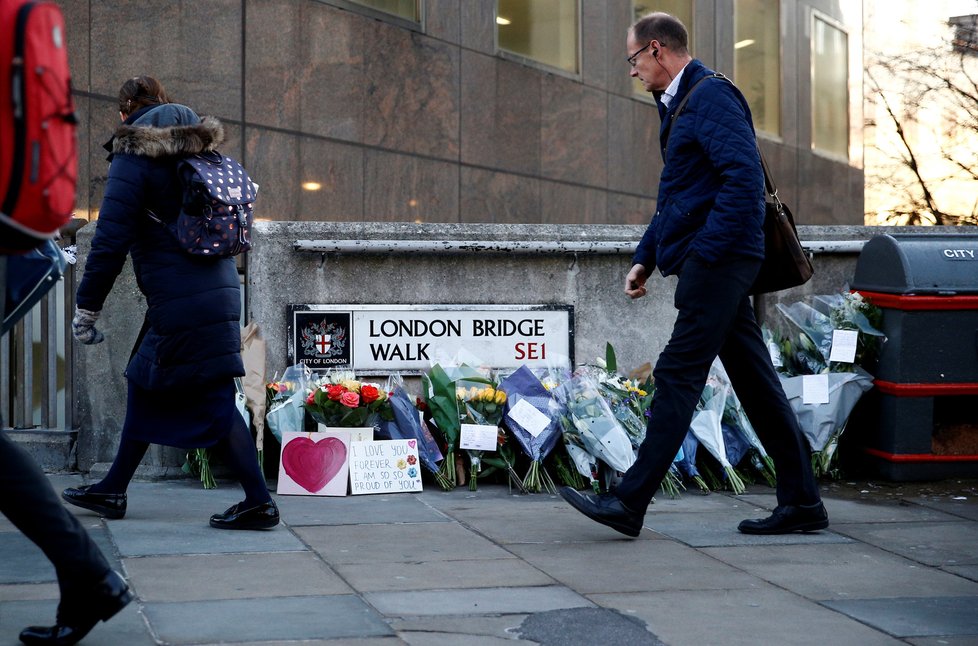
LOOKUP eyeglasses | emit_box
[627,42,651,67]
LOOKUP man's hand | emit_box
[72,307,104,344]
[624,264,649,299]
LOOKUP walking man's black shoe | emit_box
[738,502,829,535]
[19,569,133,645]
[558,486,644,538]
[61,486,127,520]
[209,500,280,530]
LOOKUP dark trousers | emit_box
[0,430,110,603]
[615,255,820,512]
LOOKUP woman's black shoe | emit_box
[19,569,133,645]
[61,485,127,520]
[209,499,280,530]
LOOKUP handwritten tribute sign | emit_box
[348,440,423,495]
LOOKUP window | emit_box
[812,14,849,157]
[631,1,693,97]
[734,0,781,136]
[345,0,420,22]
[497,0,579,74]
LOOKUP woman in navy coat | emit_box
[64,77,278,530]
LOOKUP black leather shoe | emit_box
[558,487,644,538]
[209,499,280,530]
[19,570,133,645]
[61,485,126,520]
[738,502,829,535]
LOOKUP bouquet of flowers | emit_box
[421,363,465,489]
[500,366,563,493]
[457,376,510,491]
[304,370,395,429]
[688,360,746,494]
[552,372,636,476]
[265,363,315,441]
[377,373,444,477]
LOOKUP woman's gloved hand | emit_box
[71,307,105,344]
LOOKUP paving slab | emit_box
[737,493,967,524]
[123,552,353,601]
[334,556,555,592]
[592,588,904,646]
[294,521,514,565]
[822,596,978,638]
[143,595,392,643]
[509,539,758,595]
[444,498,662,544]
[702,542,978,600]
[0,582,58,602]
[908,496,978,522]
[0,533,56,584]
[363,585,593,616]
[832,521,978,567]
[643,509,853,547]
[0,598,153,645]
[398,632,520,646]
[944,564,978,582]
[106,519,306,557]
[277,492,449,526]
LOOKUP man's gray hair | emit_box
[631,12,689,54]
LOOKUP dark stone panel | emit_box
[296,4,366,143]
[84,99,117,221]
[246,128,300,221]
[540,181,608,225]
[541,78,608,186]
[61,0,89,91]
[606,95,660,196]
[606,0,634,98]
[581,0,609,91]
[609,192,655,226]
[363,23,460,160]
[460,52,541,175]
[460,0,494,54]
[73,96,92,221]
[297,138,365,222]
[364,150,459,222]
[89,1,242,121]
[244,0,302,130]
[460,167,541,224]
[425,0,461,44]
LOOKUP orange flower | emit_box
[360,384,381,403]
[325,384,346,401]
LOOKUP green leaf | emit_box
[605,342,617,373]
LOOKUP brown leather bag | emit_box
[749,153,814,295]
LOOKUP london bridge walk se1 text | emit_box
[367,318,547,338]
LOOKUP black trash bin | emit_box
[849,233,978,480]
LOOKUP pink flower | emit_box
[306,391,316,405]
[339,391,360,408]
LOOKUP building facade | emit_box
[63,0,863,228]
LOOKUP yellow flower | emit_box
[456,387,467,401]
[341,379,360,392]
[494,389,507,405]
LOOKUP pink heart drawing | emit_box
[281,436,348,493]
[408,439,416,449]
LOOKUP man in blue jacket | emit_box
[560,12,827,537]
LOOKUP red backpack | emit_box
[0,0,77,253]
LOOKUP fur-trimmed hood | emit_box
[110,111,224,158]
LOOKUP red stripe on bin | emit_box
[854,290,978,311]
[863,447,978,463]
[874,381,978,396]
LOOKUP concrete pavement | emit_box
[2,474,977,645]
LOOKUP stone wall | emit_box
[72,222,968,471]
